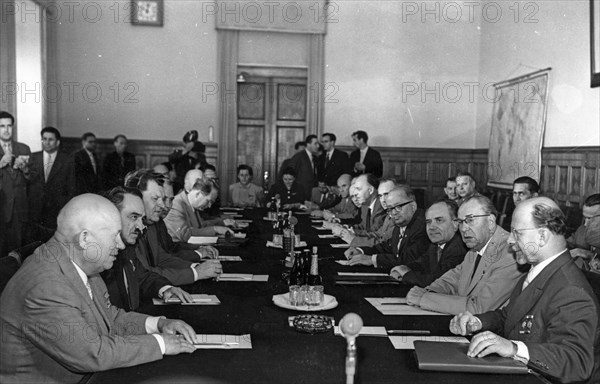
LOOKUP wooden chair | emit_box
[0,241,43,294]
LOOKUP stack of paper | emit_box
[218,273,269,282]
[217,255,243,261]
[153,294,221,306]
[188,236,218,245]
[365,297,448,316]
[193,334,252,349]
[390,336,468,350]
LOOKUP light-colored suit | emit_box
[0,239,162,384]
[420,226,525,315]
[164,191,221,241]
[329,196,358,219]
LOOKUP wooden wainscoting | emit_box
[338,146,488,207]
[60,137,218,170]
[60,138,599,209]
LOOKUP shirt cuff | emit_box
[157,285,173,298]
[145,316,163,334]
[512,340,529,364]
[371,254,378,268]
[152,334,166,355]
[194,249,204,259]
[191,263,199,281]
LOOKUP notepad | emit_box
[188,236,218,245]
[365,297,447,316]
[391,336,468,350]
[153,294,221,306]
[217,255,243,261]
[330,243,351,248]
[193,334,252,349]
[334,326,387,337]
[414,341,529,374]
[218,273,269,282]
[318,234,337,239]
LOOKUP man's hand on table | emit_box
[347,254,374,266]
[214,226,234,236]
[449,311,482,335]
[344,247,363,259]
[390,265,411,281]
[340,229,355,244]
[158,318,199,355]
[194,260,222,279]
[198,245,219,259]
[162,287,193,303]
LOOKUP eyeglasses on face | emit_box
[386,200,413,214]
[510,227,540,238]
[453,214,490,226]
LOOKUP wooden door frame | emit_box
[216,31,325,203]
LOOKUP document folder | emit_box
[414,341,529,374]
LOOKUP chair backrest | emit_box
[10,240,43,266]
[0,255,21,294]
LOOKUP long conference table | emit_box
[83,208,539,384]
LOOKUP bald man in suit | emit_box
[451,197,599,383]
[0,194,199,384]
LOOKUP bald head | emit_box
[184,169,204,192]
[509,197,567,265]
[153,164,169,175]
[55,194,124,275]
[57,194,121,240]
[337,174,352,198]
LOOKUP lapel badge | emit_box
[104,292,111,308]
[519,315,534,334]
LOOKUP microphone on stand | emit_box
[339,313,363,384]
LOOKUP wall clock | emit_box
[132,0,163,26]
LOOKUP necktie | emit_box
[365,208,372,232]
[396,228,405,252]
[437,245,443,262]
[521,274,532,291]
[312,155,318,178]
[324,153,330,168]
[89,152,97,174]
[470,253,482,282]
[44,153,54,182]
[2,142,12,155]
[84,280,93,300]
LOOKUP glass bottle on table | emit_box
[288,251,302,306]
[306,246,324,306]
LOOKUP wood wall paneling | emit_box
[59,139,599,208]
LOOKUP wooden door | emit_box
[236,77,307,189]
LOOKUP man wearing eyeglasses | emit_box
[344,186,429,270]
[569,194,600,267]
[390,199,468,287]
[449,197,599,384]
[341,178,399,247]
[406,195,524,315]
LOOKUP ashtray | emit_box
[288,314,334,334]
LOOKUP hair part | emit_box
[103,186,143,211]
[584,193,600,207]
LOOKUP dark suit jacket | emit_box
[155,218,201,262]
[319,149,350,186]
[310,188,340,210]
[102,151,136,189]
[289,149,318,198]
[72,148,101,195]
[0,141,31,223]
[28,150,74,229]
[366,208,430,271]
[135,224,196,285]
[0,239,162,384]
[266,182,306,206]
[101,244,172,311]
[478,252,599,383]
[402,232,467,287]
[349,147,383,177]
[353,196,387,234]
